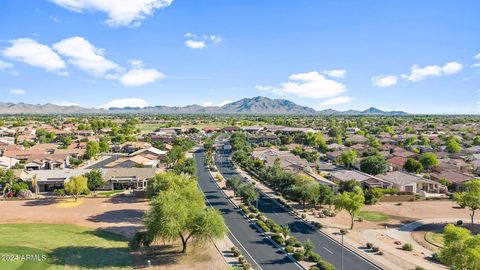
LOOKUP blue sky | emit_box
[0,0,479,113]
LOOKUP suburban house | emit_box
[387,156,408,171]
[130,147,167,161]
[25,154,70,170]
[330,170,392,189]
[0,156,19,169]
[377,171,441,194]
[430,171,475,192]
[105,155,159,168]
[24,167,157,192]
[3,149,47,161]
[25,169,90,192]
[102,168,157,190]
[54,148,86,159]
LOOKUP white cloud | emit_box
[371,75,398,87]
[255,85,274,91]
[322,69,347,78]
[119,60,164,87]
[185,40,206,49]
[50,0,173,27]
[268,71,346,99]
[402,62,463,82]
[202,100,231,107]
[184,33,222,49]
[50,16,61,22]
[217,100,231,106]
[53,36,120,77]
[0,60,14,70]
[3,38,66,71]
[101,98,149,109]
[9,88,25,95]
[319,96,352,107]
[475,53,480,60]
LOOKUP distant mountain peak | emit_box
[0,97,408,115]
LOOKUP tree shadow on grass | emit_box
[87,209,145,224]
[83,228,131,243]
[23,199,59,206]
[50,246,136,269]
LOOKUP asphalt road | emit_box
[215,149,381,270]
[194,150,302,270]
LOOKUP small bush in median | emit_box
[402,243,413,252]
[316,260,336,270]
[366,242,374,249]
[285,245,295,253]
[256,220,270,232]
[309,252,322,263]
[372,246,380,253]
[285,236,297,246]
[293,251,305,261]
[271,234,285,245]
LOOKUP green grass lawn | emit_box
[0,224,136,270]
[425,232,444,247]
[357,211,390,222]
[97,190,125,197]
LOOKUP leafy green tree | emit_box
[239,184,259,206]
[147,172,195,198]
[288,175,318,209]
[360,155,387,175]
[226,177,242,195]
[453,179,480,225]
[339,150,357,168]
[404,158,424,173]
[0,169,18,197]
[84,169,104,192]
[86,141,100,159]
[474,136,480,146]
[65,176,89,202]
[419,152,439,170]
[339,179,360,193]
[446,137,462,154]
[364,188,384,205]
[440,224,480,270]
[145,176,226,253]
[334,186,365,229]
[99,140,110,153]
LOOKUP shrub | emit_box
[313,222,323,229]
[249,205,259,213]
[309,252,322,263]
[54,189,66,196]
[316,260,336,270]
[293,240,303,247]
[372,246,380,252]
[285,246,295,253]
[272,224,283,234]
[366,242,374,249]
[129,231,153,249]
[242,262,251,270]
[285,237,297,246]
[248,213,257,219]
[301,213,307,219]
[271,234,285,245]
[378,251,384,256]
[309,267,320,270]
[256,220,270,232]
[238,256,246,264]
[293,251,305,261]
[415,267,425,270]
[402,243,413,252]
[431,252,441,262]
[456,220,463,226]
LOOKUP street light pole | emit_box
[341,233,344,270]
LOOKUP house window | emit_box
[405,185,414,193]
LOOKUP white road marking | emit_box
[323,247,334,255]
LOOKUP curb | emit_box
[226,155,386,270]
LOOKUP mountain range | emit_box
[0,96,408,115]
